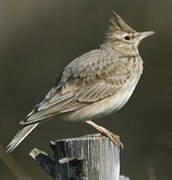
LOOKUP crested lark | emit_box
[6,11,154,152]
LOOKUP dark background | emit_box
[0,0,171,180]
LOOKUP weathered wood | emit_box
[29,148,55,178]
[30,135,120,180]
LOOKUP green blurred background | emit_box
[0,0,171,180]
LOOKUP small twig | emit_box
[146,158,157,180]
[29,148,55,178]
[0,144,32,180]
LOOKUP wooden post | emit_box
[29,135,121,180]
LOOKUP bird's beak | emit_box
[139,31,155,40]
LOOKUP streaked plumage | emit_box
[6,11,154,152]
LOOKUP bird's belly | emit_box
[65,85,136,121]
[104,86,135,113]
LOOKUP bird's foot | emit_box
[86,120,123,149]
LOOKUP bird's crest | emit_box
[106,11,136,37]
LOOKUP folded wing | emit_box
[22,49,132,125]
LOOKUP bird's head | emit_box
[104,11,154,56]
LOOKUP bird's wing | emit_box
[22,49,132,125]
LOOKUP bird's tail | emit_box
[5,123,39,152]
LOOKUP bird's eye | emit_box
[124,35,131,40]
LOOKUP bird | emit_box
[5,11,154,152]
